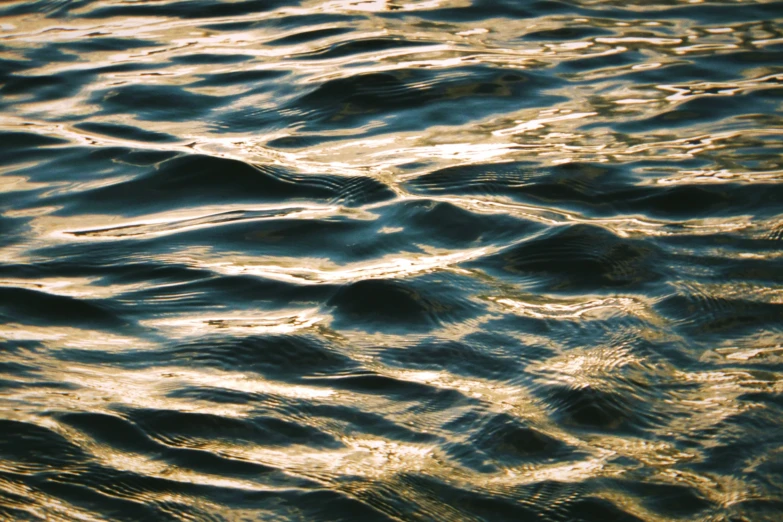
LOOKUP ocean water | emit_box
[1,0,782,520]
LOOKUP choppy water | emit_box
[1,0,782,520]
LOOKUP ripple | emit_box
[485,224,665,289]
[1,0,781,520]
[327,277,479,332]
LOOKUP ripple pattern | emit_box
[1,0,782,521]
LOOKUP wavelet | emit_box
[0,0,781,520]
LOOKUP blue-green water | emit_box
[1,1,782,520]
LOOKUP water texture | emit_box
[1,0,782,520]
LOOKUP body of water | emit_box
[1,0,782,520]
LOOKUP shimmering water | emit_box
[1,0,782,520]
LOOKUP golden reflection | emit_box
[143,309,325,337]
[189,246,494,285]
[0,173,51,193]
[0,323,155,351]
[0,474,106,522]
[1,307,773,519]
[489,294,658,322]
[38,204,338,240]
[302,0,466,13]
[0,3,780,520]
[0,276,143,299]
[596,36,683,46]
[32,364,332,416]
[75,442,270,494]
[492,111,598,137]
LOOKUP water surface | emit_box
[1,0,782,520]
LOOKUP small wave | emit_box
[0,0,781,520]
